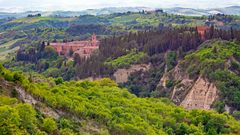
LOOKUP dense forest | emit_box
[4,24,240,96]
[1,65,240,134]
[75,25,240,78]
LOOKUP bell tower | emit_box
[92,33,97,46]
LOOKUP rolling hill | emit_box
[1,65,240,134]
[165,6,240,16]
[0,6,240,20]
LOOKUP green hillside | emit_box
[0,96,59,134]
[181,40,240,111]
[0,38,25,61]
[0,12,205,31]
[1,10,240,135]
[1,65,240,134]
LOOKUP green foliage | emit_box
[1,64,240,134]
[105,51,146,68]
[166,80,174,88]
[181,40,240,111]
[233,111,240,120]
[210,70,240,110]
[43,46,58,59]
[182,40,240,78]
[3,12,240,135]
[43,118,58,133]
[21,77,240,135]
[0,96,18,105]
[0,105,26,134]
[2,70,14,81]
[13,72,25,83]
[16,104,37,134]
[55,77,64,85]
[35,130,48,135]
[59,118,73,129]
[0,70,60,134]
[11,88,18,97]
[231,60,240,71]
[166,51,177,71]
[0,97,46,134]
[124,61,165,97]
[43,68,61,78]
[214,101,225,113]
[60,128,75,135]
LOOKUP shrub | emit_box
[43,118,57,133]
[233,111,240,120]
[13,72,24,83]
[105,51,146,69]
[54,77,64,85]
[166,80,174,88]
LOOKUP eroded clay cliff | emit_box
[180,77,218,110]
[158,64,219,110]
[113,64,150,83]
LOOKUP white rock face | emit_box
[158,63,219,110]
[180,77,218,110]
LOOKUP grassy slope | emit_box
[12,16,76,23]
[109,13,203,28]
[0,13,206,31]
[0,38,25,61]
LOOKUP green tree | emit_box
[16,104,37,134]
[13,72,24,83]
[44,46,57,59]
[43,118,57,133]
[55,77,64,85]
[214,101,225,113]
[0,106,26,134]
[233,111,240,120]
[59,118,72,129]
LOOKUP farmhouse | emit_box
[50,34,100,59]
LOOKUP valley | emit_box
[1,3,240,135]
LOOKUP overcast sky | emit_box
[0,0,239,12]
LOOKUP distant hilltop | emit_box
[0,6,240,19]
[164,6,240,16]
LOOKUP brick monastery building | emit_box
[197,26,210,38]
[50,34,100,59]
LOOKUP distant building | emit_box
[197,26,210,39]
[50,34,100,59]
